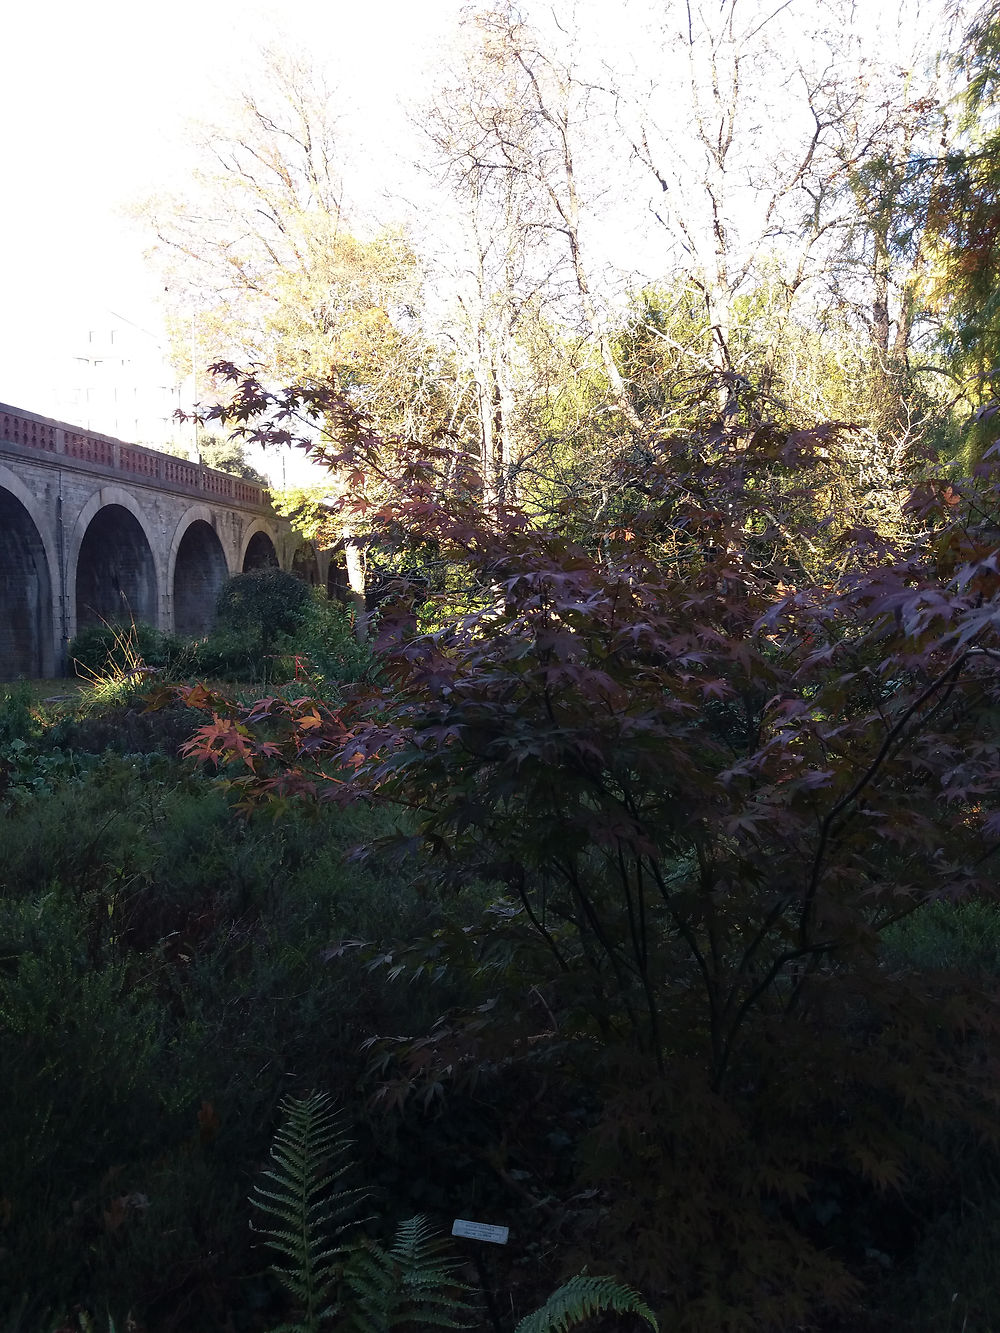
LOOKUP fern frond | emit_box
[249,1091,369,1332]
[515,1274,659,1333]
[341,1214,476,1333]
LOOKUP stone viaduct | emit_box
[0,401,325,680]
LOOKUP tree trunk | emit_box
[342,528,368,643]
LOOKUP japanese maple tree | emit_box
[180,366,1000,1326]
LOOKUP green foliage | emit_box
[0,890,162,1307]
[197,431,268,483]
[515,1274,658,1333]
[881,900,1000,975]
[340,1215,475,1333]
[184,626,273,682]
[271,487,337,545]
[44,692,203,758]
[68,621,199,720]
[297,592,376,687]
[920,3,1000,401]
[615,282,712,420]
[66,593,352,693]
[0,711,440,1325]
[250,1096,474,1333]
[0,685,64,801]
[0,683,38,748]
[250,1092,367,1332]
[216,568,311,653]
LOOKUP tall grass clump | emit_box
[881,900,1000,975]
[69,621,186,679]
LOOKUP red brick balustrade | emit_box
[0,403,265,508]
[162,457,199,487]
[65,431,115,466]
[119,445,159,478]
[1,411,57,453]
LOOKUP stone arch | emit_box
[0,469,55,679]
[70,488,160,635]
[168,507,231,638]
[240,521,280,571]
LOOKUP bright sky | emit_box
[0,0,464,427]
[0,0,953,451]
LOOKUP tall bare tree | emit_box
[413,3,657,531]
[137,47,446,629]
[606,1,855,397]
[139,46,436,439]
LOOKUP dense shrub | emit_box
[183,626,268,681]
[882,900,1000,975]
[0,683,37,748]
[297,590,376,686]
[0,890,164,1308]
[165,585,378,690]
[216,567,311,652]
[45,689,204,758]
[64,579,374,694]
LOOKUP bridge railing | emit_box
[0,403,266,508]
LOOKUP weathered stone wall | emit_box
[0,402,302,678]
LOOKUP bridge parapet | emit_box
[0,402,267,509]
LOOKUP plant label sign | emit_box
[451,1218,509,1245]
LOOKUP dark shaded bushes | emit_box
[882,900,1000,975]
[0,718,448,1327]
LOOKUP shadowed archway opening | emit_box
[327,547,349,603]
[174,520,229,637]
[0,488,52,679]
[292,543,320,585]
[243,530,278,571]
[76,505,157,631]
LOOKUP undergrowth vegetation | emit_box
[2,622,999,1326]
[68,574,374,697]
[4,620,1000,1329]
[0,685,463,1331]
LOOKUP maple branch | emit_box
[715,937,838,1092]
[514,871,570,973]
[645,853,721,1070]
[617,841,662,1071]
[799,650,973,949]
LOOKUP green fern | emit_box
[250,1091,369,1333]
[340,1214,476,1333]
[515,1273,659,1333]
